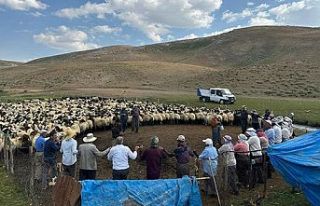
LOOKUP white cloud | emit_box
[0,0,47,11]
[222,8,252,23]
[249,17,277,26]
[204,25,242,36]
[270,0,306,16]
[91,25,122,34]
[55,2,111,19]
[55,0,223,42]
[178,33,199,40]
[33,26,99,51]
[30,11,43,17]
[247,2,254,6]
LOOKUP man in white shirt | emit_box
[107,136,139,180]
[245,128,263,189]
[272,119,282,144]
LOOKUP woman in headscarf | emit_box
[234,134,249,188]
[218,135,239,195]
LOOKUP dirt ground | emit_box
[12,124,291,206]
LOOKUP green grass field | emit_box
[142,95,320,127]
[0,167,28,206]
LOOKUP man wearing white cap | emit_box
[198,138,218,195]
[168,135,195,178]
[78,133,110,181]
[108,136,139,180]
[218,135,239,195]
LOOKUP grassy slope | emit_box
[0,167,28,206]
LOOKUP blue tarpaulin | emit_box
[268,130,320,206]
[81,176,202,206]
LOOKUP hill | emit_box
[0,60,21,68]
[0,26,319,98]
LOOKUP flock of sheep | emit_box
[0,96,240,153]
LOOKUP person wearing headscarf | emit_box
[257,129,269,150]
[140,136,167,179]
[234,134,250,188]
[198,138,218,196]
[245,128,263,189]
[264,120,276,145]
[218,135,239,195]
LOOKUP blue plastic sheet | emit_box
[268,130,320,206]
[81,176,202,206]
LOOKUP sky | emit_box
[0,0,319,62]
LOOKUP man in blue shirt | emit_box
[34,130,47,181]
[42,132,60,189]
[199,138,218,196]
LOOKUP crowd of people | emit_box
[32,106,294,199]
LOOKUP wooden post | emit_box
[29,146,34,196]
[8,134,14,174]
[3,132,9,172]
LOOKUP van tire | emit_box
[219,100,225,104]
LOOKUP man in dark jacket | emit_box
[240,106,249,133]
[140,136,167,179]
[119,108,128,133]
[167,135,195,178]
[131,106,140,133]
[42,132,60,189]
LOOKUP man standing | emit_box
[78,133,110,181]
[211,114,221,146]
[131,106,140,133]
[170,135,195,178]
[119,108,128,133]
[198,138,218,196]
[140,136,167,179]
[240,106,249,134]
[34,130,47,181]
[107,136,139,180]
[218,135,239,195]
[272,119,282,144]
[42,132,60,189]
[245,128,263,189]
[60,130,78,177]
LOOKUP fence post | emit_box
[29,146,34,196]
[8,134,14,174]
[3,132,9,172]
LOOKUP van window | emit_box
[217,90,222,96]
[210,90,215,94]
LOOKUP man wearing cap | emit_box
[198,138,218,195]
[168,135,195,178]
[34,130,47,181]
[108,136,139,180]
[245,128,263,189]
[131,106,140,133]
[234,134,249,188]
[119,108,128,133]
[60,131,78,177]
[78,133,110,181]
[218,135,239,195]
[140,136,167,179]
